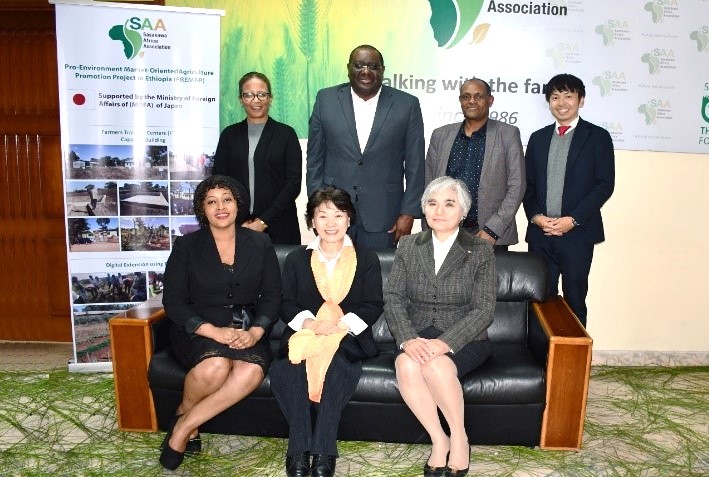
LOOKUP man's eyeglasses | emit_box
[459,93,489,102]
[241,92,271,101]
[349,63,383,72]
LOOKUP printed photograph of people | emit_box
[70,270,146,304]
[67,217,120,252]
[65,180,118,216]
[66,144,168,180]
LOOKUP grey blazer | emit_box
[383,229,496,352]
[425,119,525,245]
[306,84,425,232]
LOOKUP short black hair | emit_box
[460,78,492,96]
[544,73,585,102]
[348,44,385,67]
[193,175,249,228]
[305,186,356,232]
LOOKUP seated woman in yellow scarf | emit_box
[269,187,383,477]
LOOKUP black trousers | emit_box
[270,347,363,456]
[529,238,594,327]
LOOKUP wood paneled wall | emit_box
[0,1,71,341]
[0,0,166,342]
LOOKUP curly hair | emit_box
[305,186,356,232]
[193,175,248,228]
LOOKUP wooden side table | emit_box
[109,295,165,432]
[534,296,593,450]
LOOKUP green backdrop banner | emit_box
[170,0,709,154]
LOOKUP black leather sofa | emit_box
[145,246,569,447]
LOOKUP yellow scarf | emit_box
[288,246,357,402]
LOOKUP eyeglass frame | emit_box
[348,62,384,72]
[459,92,491,103]
[240,91,271,101]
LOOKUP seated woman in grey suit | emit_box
[269,187,383,477]
[384,176,496,477]
[159,175,281,470]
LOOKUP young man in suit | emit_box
[523,73,615,327]
[306,45,425,249]
[425,78,525,249]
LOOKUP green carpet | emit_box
[0,367,707,476]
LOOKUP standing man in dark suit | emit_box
[306,45,425,249]
[426,78,525,249]
[523,74,615,327]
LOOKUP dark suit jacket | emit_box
[523,117,615,245]
[212,117,302,245]
[163,226,282,335]
[306,84,425,232]
[383,229,496,352]
[278,246,384,359]
[425,119,526,245]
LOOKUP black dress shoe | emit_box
[311,454,336,477]
[285,451,310,477]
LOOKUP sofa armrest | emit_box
[109,295,166,432]
[528,302,550,367]
[531,295,592,450]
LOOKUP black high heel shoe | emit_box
[445,446,469,477]
[444,466,469,477]
[159,442,185,471]
[158,416,186,470]
[186,432,201,455]
[159,415,178,451]
[161,415,201,455]
[424,452,448,477]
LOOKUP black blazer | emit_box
[278,246,384,359]
[213,117,302,245]
[523,117,615,245]
[163,226,282,335]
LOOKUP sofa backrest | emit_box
[271,245,548,345]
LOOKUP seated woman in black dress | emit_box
[384,176,496,477]
[159,175,281,470]
[269,187,383,477]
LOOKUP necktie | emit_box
[558,125,571,136]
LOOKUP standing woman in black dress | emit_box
[159,175,281,470]
[212,71,302,244]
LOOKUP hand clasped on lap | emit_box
[403,338,449,364]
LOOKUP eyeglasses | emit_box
[349,62,384,72]
[240,92,271,101]
[459,93,489,102]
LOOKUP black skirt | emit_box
[400,325,491,378]
[169,323,272,374]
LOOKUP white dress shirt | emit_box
[555,115,580,135]
[351,87,381,153]
[432,228,460,275]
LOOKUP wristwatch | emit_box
[571,217,580,227]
